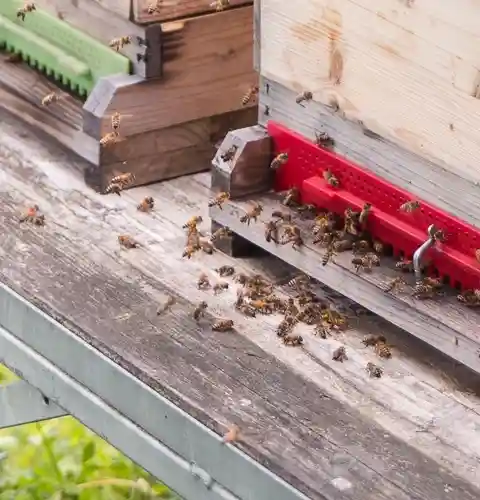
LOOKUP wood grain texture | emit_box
[253,0,261,71]
[259,77,480,230]
[33,0,156,77]
[210,194,480,375]
[2,111,480,499]
[83,7,257,138]
[259,0,480,182]
[133,0,251,24]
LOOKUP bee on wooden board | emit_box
[239,203,263,225]
[210,226,232,241]
[200,239,215,254]
[197,273,211,290]
[242,85,259,106]
[100,131,122,147]
[332,237,354,253]
[281,224,303,250]
[282,187,300,207]
[145,0,163,14]
[384,276,407,293]
[374,341,392,359]
[271,210,292,223]
[323,169,340,188]
[182,244,200,259]
[287,274,310,291]
[284,298,299,318]
[352,239,370,255]
[332,346,348,362]
[17,2,36,21]
[314,131,335,149]
[156,296,175,316]
[234,272,249,285]
[249,299,274,315]
[104,172,136,195]
[110,112,133,132]
[215,265,235,277]
[223,424,240,443]
[193,301,208,321]
[213,281,229,294]
[263,220,279,244]
[395,258,414,273]
[399,200,421,213]
[372,240,384,254]
[137,196,155,212]
[366,362,383,379]
[220,145,238,163]
[182,215,203,231]
[276,315,297,337]
[362,335,387,347]
[270,153,289,170]
[41,91,66,107]
[457,289,480,307]
[322,244,336,266]
[109,36,132,52]
[412,282,438,300]
[295,91,313,106]
[352,252,380,273]
[208,191,230,210]
[212,319,234,332]
[19,204,41,224]
[359,203,372,227]
[210,0,230,12]
[118,235,140,249]
[314,322,330,339]
[283,333,304,346]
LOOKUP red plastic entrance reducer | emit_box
[267,121,480,291]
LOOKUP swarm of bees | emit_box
[17,2,36,21]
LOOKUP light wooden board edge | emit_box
[258,76,480,230]
[210,203,480,376]
[253,0,260,71]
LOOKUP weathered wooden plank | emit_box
[83,7,257,138]
[253,0,261,71]
[133,0,251,24]
[259,0,480,182]
[258,76,480,230]
[1,111,480,500]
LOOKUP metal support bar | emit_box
[0,284,310,500]
[0,380,67,429]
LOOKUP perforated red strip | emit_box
[268,121,480,291]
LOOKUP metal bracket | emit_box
[413,224,438,284]
[0,380,67,429]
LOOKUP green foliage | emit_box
[0,366,176,500]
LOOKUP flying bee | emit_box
[212,319,234,332]
[372,240,384,254]
[366,362,383,378]
[210,0,230,11]
[332,346,348,362]
[395,258,414,273]
[197,273,211,290]
[210,226,232,241]
[118,235,140,249]
[100,131,122,147]
[314,131,335,149]
[276,316,297,337]
[282,187,300,207]
[220,145,238,163]
[271,210,292,223]
[270,153,289,170]
[182,215,203,231]
[359,203,372,227]
[17,2,36,21]
[323,169,340,187]
[352,239,370,254]
[374,341,392,359]
[264,220,279,243]
[283,333,304,346]
[399,200,421,213]
[156,296,175,316]
[109,36,132,52]
[193,301,208,321]
[213,281,229,294]
[362,335,387,347]
[242,85,259,106]
[457,289,480,307]
[104,172,135,195]
[239,203,263,225]
[41,91,65,107]
[215,265,235,277]
[384,276,407,293]
[281,224,303,250]
[182,244,201,259]
[137,196,155,212]
[208,191,230,210]
[295,90,313,106]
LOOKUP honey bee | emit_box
[362,335,387,347]
[239,203,263,225]
[457,289,480,307]
[210,226,232,241]
[351,239,370,254]
[399,200,421,213]
[234,272,249,285]
[384,276,407,293]
[282,187,300,207]
[109,36,132,52]
[271,210,292,223]
[100,131,122,147]
[314,131,335,149]
[276,316,297,337]
[287,274,310,291]
[237,302,257,317]
[215,265,235,277]
[156,296,175,316]
[322,244,336,266]
[270,153,289,170]
[208,191,230,210]
[475,249,480,263]
[210,0,230,11]
[352,252,380,273]
[395,258,414,273]
[372,240,384,254]
[182,215,203,231]
[110,112,132,132]
[137,196,155,212]
[295,91,313,106]
[284,298,299,318]
[314,322,331,339]
[332,346,348,362]
[41,92,63,107]
[322,308,348,331]
[344,208,360,235]
[199,239,214,254]
[220,145,238,163]
[182,244,200,259]
[146,0,162,14]
[213,282,229,294]
[412,282,436,300]
[283,333,304,346]
[118,235,140,249]
[332,238,354,252]
[17,2,36,21]
[281,224,303,250]
[323,169,339,187]
[374,341,392,359]
[312,213,335,235]
[366,362,383,378]
[223,424,240,443]
[212,319,234,332]
[242,85,259,106]
[197,273,211,290]
[249,299,274,315]
[422,276,442,289]
[359,203,372,227]
[19,204,40,223]
[104,172,135,195]
[193,301,208,321]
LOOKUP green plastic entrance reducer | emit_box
[0,0,131,97]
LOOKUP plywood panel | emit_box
[260,0,480,181]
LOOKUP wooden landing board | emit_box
[258,0,480,183]
[259,77,480,230]
[83,6,257,139]
[210,194,480,375]
[2,112,480,500]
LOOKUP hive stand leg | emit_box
[210,125,272,257]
